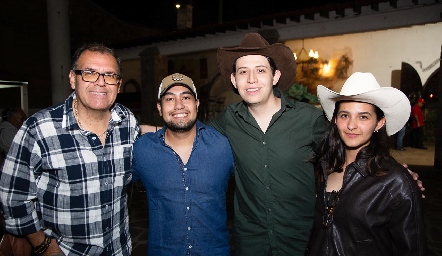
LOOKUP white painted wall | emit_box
[120,22,441,101]
[285,22,442,89]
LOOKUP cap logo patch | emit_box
[172,74,184,81]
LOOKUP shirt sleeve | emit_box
[206,110,227,136]
[311,111,328,153]
[132,138,141,183]
[388,171,427,255]
[0,124,42,235]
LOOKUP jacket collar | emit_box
[320,157,370,178]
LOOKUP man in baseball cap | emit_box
[133,73,234,255]
[157,73,198,100]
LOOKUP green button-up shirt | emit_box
[209,88,327,256]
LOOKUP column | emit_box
[47,0,72,105]
[139,47,168,125]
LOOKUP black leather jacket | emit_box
[307,157,427,255]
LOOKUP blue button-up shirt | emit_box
[132,120,234,256]
[0,92,139,256]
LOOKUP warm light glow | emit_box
[293,43,338,78]
[176,4,181,9]
[320,59,336,78]
[323,63,331,74]
[309,49,319,59]
[430,94,434,98]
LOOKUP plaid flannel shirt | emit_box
[0,92,139,256]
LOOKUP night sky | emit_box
[91,0,348,31]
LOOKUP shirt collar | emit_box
[320,157,370,178]
[234,87,295,117]
[157,119,206,139]
[63,92,127,131]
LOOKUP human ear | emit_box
[375,116,386,131]
[230,73,237,89]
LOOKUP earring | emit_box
[374,130,378,133]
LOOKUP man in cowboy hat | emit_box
[209,32,327,255]
[139,33,424,255]
[138,33,326,254]
[212,33,424,256]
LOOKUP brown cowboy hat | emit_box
[217,33,297,91]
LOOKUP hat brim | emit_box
[317,85,411,136]
[217,44,296,91]
[159,83,197,99]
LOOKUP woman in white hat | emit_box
[307,72,427,255]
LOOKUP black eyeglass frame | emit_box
[73,70,122,85]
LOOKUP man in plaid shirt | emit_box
[0,43,139,255]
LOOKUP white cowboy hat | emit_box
[317,72,410,136]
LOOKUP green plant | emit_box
[285,83,319,103]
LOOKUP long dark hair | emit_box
[312,101,391,176]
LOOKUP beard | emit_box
[164,118,197,133]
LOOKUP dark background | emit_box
[91,0,349,31]
[0,0,357,110]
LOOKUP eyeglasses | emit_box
[322,190,339,228]
[74,70,121,85]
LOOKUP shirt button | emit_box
[187,206,190,210]
[266,186,270,190]
[188,227,191,230]
[105,181,108,185]
[269,208,272,212]
[189,245,192,249]
[263,141,266,145]
[264,164,267,168]
[186,187,189,190]
[184,167,187,171]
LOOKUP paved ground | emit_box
[129,142,442,255]
[391,142,437,167]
